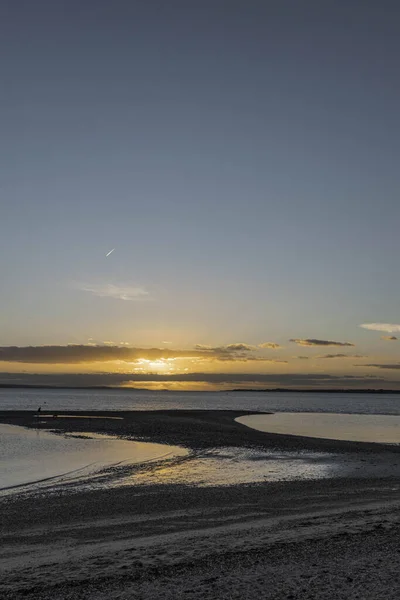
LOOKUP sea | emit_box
[1,388,400,414]
[1,389,400,494]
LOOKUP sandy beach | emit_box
[1,410,400,599]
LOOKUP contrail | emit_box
[106,248,115,257]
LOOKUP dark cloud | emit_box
[290,338,355,347]
[193,343,256,359]
[361,364,400,370]
[215,358,288,363]
[223,343,255,352]
[193,344,213,351]
[0,344,282,365]
[381,336,398,341]
[258,342,281,350]
[318,354,365,359]
[0,345,209,364]
[294,356,309,360]
[0,372,388,388]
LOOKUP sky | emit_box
[1,0,400,389]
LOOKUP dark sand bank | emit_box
[1,410,400,599]
[1,409,400,453]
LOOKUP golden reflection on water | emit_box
[121,448,336,487]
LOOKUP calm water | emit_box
[0,424,187,493]
[237,413,400,444]
[1,388,400,414]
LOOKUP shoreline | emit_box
[1,410,400,598]
[2,409,400,453]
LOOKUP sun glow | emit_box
[134,358,176,373]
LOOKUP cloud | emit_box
[294,356,309,360]
[196,343,257,352]
[0,345,198,364]
[381,336,398,341]
[0,372,388,388]
[88,338,131,347]
[360,364,400,370]
[258,342,282,349]
[0,344,284,365]
[224,358,288,363]
[75,283,149,301]
[194,343,255,353]
[193,343,260,361]
[360,323,400,333]
[318,354,365,359]
[223,343,256,352]
[289,338,355,347]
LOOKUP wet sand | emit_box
[1,410,400,599]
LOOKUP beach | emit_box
[1,410,400,599]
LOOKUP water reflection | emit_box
[119,447,337,487]
[0,424,187,493]
[236,413,400,444]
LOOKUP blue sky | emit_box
[1,1,400,387]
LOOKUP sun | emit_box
[134,358,176,373]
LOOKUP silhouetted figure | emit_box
[37,406,41,414]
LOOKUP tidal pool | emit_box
[236,412,400,444]
[0,424,187,493]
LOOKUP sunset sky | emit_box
[1,1,400,389]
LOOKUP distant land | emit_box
[0,385,181,391]
[230,388,400,394]
[0,384,400,393]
